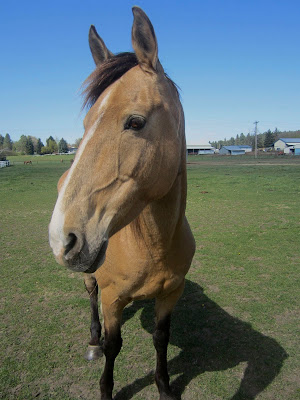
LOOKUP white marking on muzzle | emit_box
[49,89,112,257]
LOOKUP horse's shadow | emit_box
[115,279,287,400]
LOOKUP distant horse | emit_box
[49,7,195,400]
[24,160,32,165]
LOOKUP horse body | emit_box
[49,7,194,399]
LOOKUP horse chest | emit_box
[96,257,181,301]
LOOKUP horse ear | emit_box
[131,7,158,72]
[89,25,114,66]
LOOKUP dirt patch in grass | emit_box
[275,309,299,326]
[247,256,263,262]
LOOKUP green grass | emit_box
[7,154,75,164]
[0,156,299,399]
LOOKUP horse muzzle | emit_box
[49,228,108,273]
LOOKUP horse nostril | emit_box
[65,233,77,253]
[64,233,82,260]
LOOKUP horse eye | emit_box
[125,116,146,131]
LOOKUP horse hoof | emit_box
[84,345,103,361]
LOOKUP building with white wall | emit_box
[187,144,215,155]
[273,138,300,154]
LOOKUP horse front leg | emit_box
[84,273,102,361]
[99,292,127,400]
[153,282,185,400]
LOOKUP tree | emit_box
[44,136,58,153]
[239,132,245,145]
[245,133,252,146]
[15,135,28,154]
[273,127,281,140]
[257,134,264,149]
[13,135,35,154]
[46,136,55,146]
[58,138,69,153]
[40,146,48,155]
[74,137,82,148]
[264,129,275,148]
[27,136,39,153]
[36,138,44,154]
[0,134,4,149]
[25,136,34,155]
[3,133,13,150]
[48,139,58,153]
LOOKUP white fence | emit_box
[0,160,10,168]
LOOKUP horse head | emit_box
[49,7,185,274]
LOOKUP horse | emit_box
[24,160,32,165]
[49,7,195,400]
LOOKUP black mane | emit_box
[82,52,179,110]
[82,52,138,109]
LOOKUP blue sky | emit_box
[1,0,299,145]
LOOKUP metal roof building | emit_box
[187,144,215,155]
[274,138,300,154]
[219,145,252,155]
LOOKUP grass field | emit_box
[1,155,299,399]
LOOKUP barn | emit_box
[273,138,300,154]
[219,145,252,155]
[187,144,215,155]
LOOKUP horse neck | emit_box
[131,148,187,251]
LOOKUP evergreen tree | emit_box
[3,133,13,150]
[46,136,55,146]
[58,138,69,153]
[44,136,58,153]
[36,138,44,154]
[257,134,264,149]
[219,140,224,149]
[246,133,252,146]
[264,129,275,148]
[273,127,281,140]
[27,136,38,152]
[25,136,34,155]
[0,134,4,149]
[249,134,255,149]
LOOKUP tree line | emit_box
[210,128,300,150]
[0,134,82,155]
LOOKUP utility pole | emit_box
[254,121,259,159]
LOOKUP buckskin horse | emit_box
[49,7,195,400]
